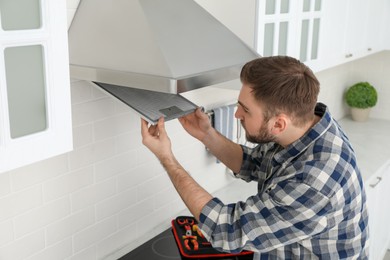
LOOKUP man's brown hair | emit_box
[240,56,320,127]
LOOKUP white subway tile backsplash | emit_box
[71,80,94,104]
[117,197,154,229]
[43,166,93,202]
[94,113,139,141]
[10,154,68,192]
[0,220,13,247]
[46,206,95,246]
[0,185,42,222]
[71,178,116,212]
[73,216,117,253]
[94,150,138,182]
[115,130,143,154]
[117,162,160,192]
[69,138,116,170]
[0,173,11,197]
[71,98,116,127]
[135,203,178,237]
[26,238,73,260]
[66,245,97,260]
[153,186,181,210]
[72,123,94,149]
[91,85,109,99]
[96,223,137,259]
[0,230,45,260]
[96,187,137,221]
[14,197,70,238]
[137,174,173,201]
[136,145,160,166]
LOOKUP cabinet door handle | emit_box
[369,177,382,188]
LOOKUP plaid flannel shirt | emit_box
[198,103,369,259]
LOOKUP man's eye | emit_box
[237,102,249,113]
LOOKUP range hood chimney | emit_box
[68,0,260,94]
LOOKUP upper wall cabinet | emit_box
[320,0,386,70]
[256,0,387,72]
[256,0,322,66]
[0,0,72,173]
[365,0,386,54]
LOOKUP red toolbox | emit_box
[171,216,253,259]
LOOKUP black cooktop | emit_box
[118,228,253,260]
[119,228,181,260]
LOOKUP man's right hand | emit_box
[178,107,213,143]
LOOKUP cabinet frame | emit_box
[0,0,72,173]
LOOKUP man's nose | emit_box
[235,107,243,120]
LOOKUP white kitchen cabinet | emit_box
[256,0,296,57]
[365,0,386,54]
[256,0,387,72]
[316,0,387,70]
[0,0,72,173]
[365,160,390,260]
[316,0,348,70]
[342,0,369,61]
[256,0,323,66]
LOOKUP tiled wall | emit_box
[0,78,238,259]
[0,1,389,259]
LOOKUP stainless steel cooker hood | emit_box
[68,0,260,94]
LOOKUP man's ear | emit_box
[270,114,288,135]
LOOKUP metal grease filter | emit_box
[95,82,198,124]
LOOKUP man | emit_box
[141,56,369,259]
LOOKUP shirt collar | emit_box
[273,103,332,164]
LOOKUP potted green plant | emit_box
[345,82,378,122]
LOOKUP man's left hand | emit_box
[141,117,173,161]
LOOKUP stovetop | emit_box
[118,228,253,260]
[119,228,181,260]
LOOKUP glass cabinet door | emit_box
[258,0,291,57]
[299,0,322,62]
[0,0,72,173]
[256,0,322,63]
[4,45,47,139]
[0,0,42,30]
[1,0,47,139]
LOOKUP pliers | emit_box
[182,235,199,251]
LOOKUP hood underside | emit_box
[68,0,260,93]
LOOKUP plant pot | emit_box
[350,107,371,122]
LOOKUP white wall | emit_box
[317,51,390,121]
[1,1,389,260]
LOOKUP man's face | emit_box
[235,84,276,144]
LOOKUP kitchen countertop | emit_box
[337,116,390,181]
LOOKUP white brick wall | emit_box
[0,77,236,259]
[1,1,389,259]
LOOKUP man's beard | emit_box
[243,121,276,144]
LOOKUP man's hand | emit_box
[179,108,213,143]
[141,117,173,161]
[141,116,213,220]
